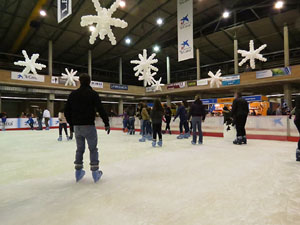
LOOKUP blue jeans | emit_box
[37,118,42,130]
[192,117,203,143]
[74,125,99,171]
[142,120,151,136]
[123,119,129,130]
[128,117,135,133]
[179,120,189,134]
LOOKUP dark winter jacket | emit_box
[188,100,206,121]
[37,111,43,120]
[126,107,136,117]
[231,97,249,118]
[174,105,187,121]
[65,85,109,126]
[164,107,172,122]
[151,109,164,124]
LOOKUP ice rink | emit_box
[1,130,300,225]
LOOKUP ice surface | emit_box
[0,130,300,225]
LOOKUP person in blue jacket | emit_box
[25,114,34,130]
[173,101,190,139]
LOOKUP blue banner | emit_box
[201,99,217,105]
[57,0,72,23]
[222,75,240,86]
[110,84,128,90]
[256,67,291,79]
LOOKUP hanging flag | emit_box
[57,0,72,23]
[177,0,194,62]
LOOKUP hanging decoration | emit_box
[80,0,128,45]
[14,50,46,76]
[61,68,79,86]
[151,77,164,92]
[238,40,267,69]
[208,69,223,88]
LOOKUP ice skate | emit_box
[177,134,184,139]
[158,140,162,147]
[242,136,247,144]
[147,135,152,141]
[233,137,243,145]
[152,140,156,147]
[57,136,62,141]
[69,132,73,140]
[198,141,203,145]
[139,136,146,142]
[184,133,190,139]
[191,141,196,145]
[92,170,103,183]
[75,169,85,182]
[296,149,300,161]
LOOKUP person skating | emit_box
[231,92,249,145]
[122,110,129,132]
[290,96,300,161]
[173,101,190,139]
[65,73,110,183]
[25,114,34,130]
[151,99,164,147]
[127,106,136,135]
[36,108,43,130]
[163,104,172,134]
[188,96,206,145]
[139,103,151,142]
[43,108,51,130]
[57,108,69,141]
[1,112,7,131]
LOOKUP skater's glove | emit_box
[105,126,110,134]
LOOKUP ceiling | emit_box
[0,0,300,85]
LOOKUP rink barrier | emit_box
[1,116,299,142]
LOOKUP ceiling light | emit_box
[40,10,47,17]
[222,11,230,18]
[125,38,131,44]
[153,45,160,52]
[120,1,126,8]
[89,26,95,32]
[156,18,163,25]
[274,1,284,9]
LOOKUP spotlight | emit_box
[153,45,160,52]
[89,26,95,32]
[156,18,163,26]
[125,38,131,45]
[40,10,47,17]
[222,11,230,18]
[120,1,126,8]
[274,1,284,9]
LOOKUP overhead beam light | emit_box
[156,18,163,26]
[222,11,230,18]
[153,45,160,52]
[40,10,47,17]
[119,0,126,8]
[89,26,95,32]
[274,1,284,9]
[125,37,131,44]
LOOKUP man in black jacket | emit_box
[231,92,249,145]
[65,74,110,183]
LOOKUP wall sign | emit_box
[222,75,240,86]
[256,67,291,79]
[197,79,208,86]
[187,80,197,87]
[90,81,103,89]
[110,84,128,90]
[167,82,186,89]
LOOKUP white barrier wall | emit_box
[1,116,298,138]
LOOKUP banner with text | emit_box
[167,82,186,89]
[11,71,45,82]
[58,0,72,23]
[256,67,291,79]
[222,75,240,86]
[177,0,193,62]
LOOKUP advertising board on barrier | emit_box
[110,84,128,90]
[167,82,186,89]
[51,76,66,85]
[11,71,45,82]
[201,99,217,105]
[90,81,103,89]
[222,75,240,86]
[146,86,155,93]
[256,67,291,79]
[197,79,208,86]
[187,80,197,87]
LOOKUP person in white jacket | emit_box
[43,109,51,130]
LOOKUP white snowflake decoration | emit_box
[61,68,79,86]
[81,0,128,45]
[130,49,159,87]
[238,40,267,69]
[208,69,223,88]
[14,50,46,76]
[151,77,164,92]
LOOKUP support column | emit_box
[119,57,123,85]
[48,40,53,76]
[47,93,55,117]
[0,93,2,113]
[118,99,124,115]
[166,56,171,84]
[166,95,171,107]
[88,50,92,78]
[284,24,289,67]
[234,38,239,74]
[284,84,292,109]
[196,49,200,80]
